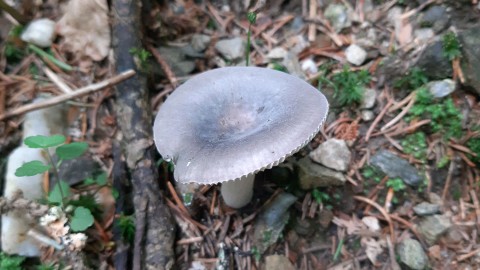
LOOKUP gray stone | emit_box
[396,238,429,270]
[345,44,367,66]
[157,46,195,76]
[370,150,423,186]
[361,110,374,121]
[253,193,297,255]
[413,202,441,216]
[57,155,100,186]
[417,215,452,244]
[426,79,456,98]
[191,34,211,52]
[414,28,435,42]
[324,4,351,32]
[266,47,288,60]
[417,41,452,80]
[361,88,376,109]
[263,255,295,270]
[459,27,480,96]
[282,52,306,79]
[418,6,449,32]
[309,139,351,171]
[215,37,246,60]
[296,157,346,190]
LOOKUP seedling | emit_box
[117,213,135,244]
[245,11,257,66]
[129,47,151,71]
[0,252,24,270]
[467,137,480,165]
[386,178,406,192]
[442,31,461,61]
[393,67,428,90]
[319,65,371,107]
[408,87,463,139]
[14,135,97,232]
[401,132,428,162]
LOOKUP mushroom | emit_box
[153,67,329,208]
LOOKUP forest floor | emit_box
[0,0,480,269]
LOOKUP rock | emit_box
[428,192,443,206]
[2,99,67,256]
[266,47,288,60]
[324,4,351,32]
[191,34,211,52]
[361,110,374,121]
[296,157,346,190]
[413,202,441,216]
[345,44,367,66]
[301,58,318,74]
[396,238,429,270]
[318,209,333,228]
[253,192,297,255]
[414,28,435,42]
[157,46,195,76]
[361,88,376,109]
[417,215,452,244]
[57,155,100,186]
[426,79,456,98]
[458,27,480,96]
[293,216,315,236]
[416,40,452,80]
[418,6,449,32]
[309,139,351,171]
[21,18,56,47]
[370,150,423,186]
[263,255,295,270]
[282,52,305,79]
[215,37,246,60]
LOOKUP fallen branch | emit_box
[0,70,135,121]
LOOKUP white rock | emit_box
[215,37,246,60]
[2,99,66,256]
[361,110,374,121]
[266,47,288,60]
[309,139,351,172]
[191,34,211,52]
[21,18,56,47]
[345,44,367,66]
[324,4,351,32]
[361,88,376,109]
[414,28,435,42]
[427,79,456,98]
[301,58,318,74]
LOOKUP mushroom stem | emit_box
[220,175,255,208]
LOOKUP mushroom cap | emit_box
[154,67,329,184]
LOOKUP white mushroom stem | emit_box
[220,175,255,208]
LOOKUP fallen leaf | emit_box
[362,216,380,232]
[56,0,110,67]
[362,237,386,266]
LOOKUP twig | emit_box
[366,99,394,142]
[43,66,73,93]
[0,190,48,217]
[308,0,317,42]
[384,119,431,137]
[354,195,395,243]
[0,70,135,121]
[442,157,456,200]
[381,95,415,131]
[0,0,28,24]
[147,44,178,87]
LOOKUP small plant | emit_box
[0,252,25,270]
[319,66,370,107]
[129,47,151,71]
[442,31,461,61]
[393,67,428,90]
[245,11,257,66]
[467,137,480,165]
[408,87,463,139]
[386,178,406,192]
[312,188,331,205]
[14,135,95,232]
[117,213,135,243]
[362,166,383,183]
[401,132,428,162]
[4,25,25,62]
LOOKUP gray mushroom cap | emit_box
[153,67,329,184]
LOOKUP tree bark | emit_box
[111,1,176,269]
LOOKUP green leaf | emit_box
[70,206,94,232]
[95,172,108,186]
[111,188,119,200]
[15,161,50,176]
[48,181,71,204]
[56,142,88,160]
[24,135,66,149]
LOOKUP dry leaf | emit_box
[362,216,380,232]
[362,237,386,266]
[332,215,366,235]
[56,0,110,66]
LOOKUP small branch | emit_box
[147,45,178,88]
[0,70,135,121]
[0,190,48,217]
[0,0,28,25]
